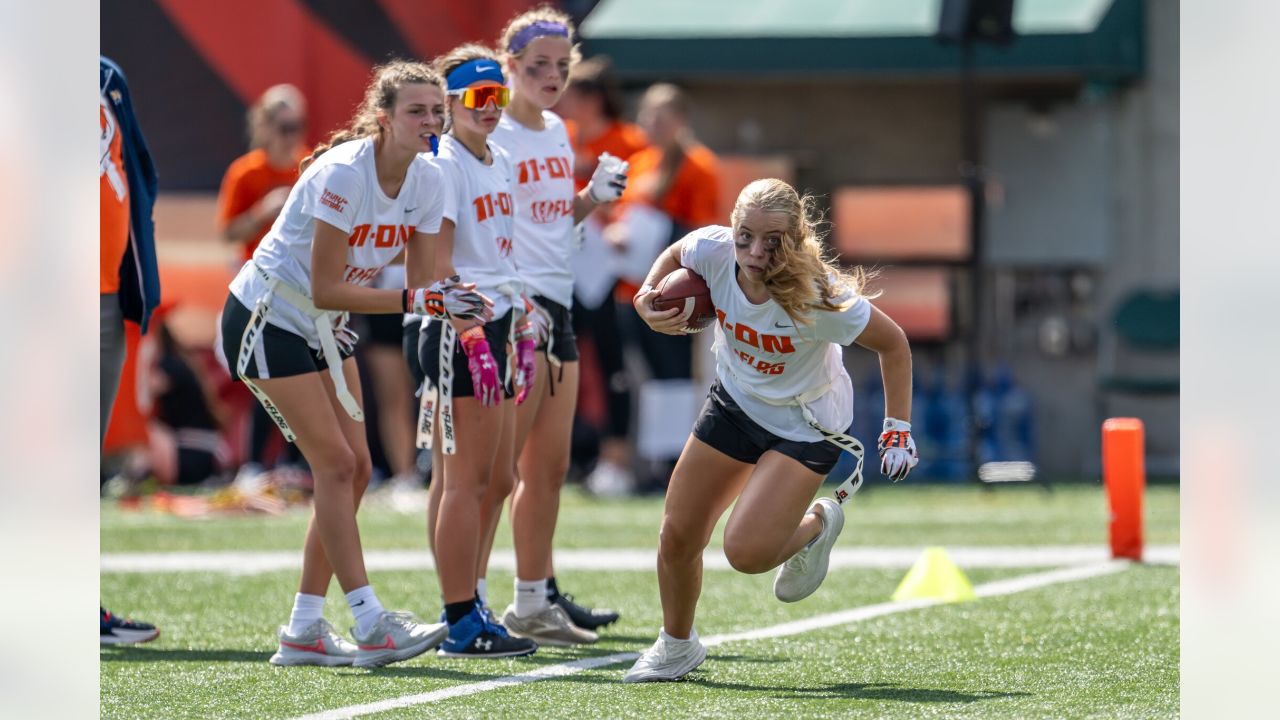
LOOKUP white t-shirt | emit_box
[229,137,445,348]
[680,226,873,442]
[490,110,576,307]
[428,133,522,320]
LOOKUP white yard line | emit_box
[291,561,1130,720]
[100,545,1178,574]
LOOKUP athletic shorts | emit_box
[419,311,514,400]
[220,294,355,381]
[403,322,425,387]
[364,312,404,347]
[532,295,579,362]
[693,380,843,474]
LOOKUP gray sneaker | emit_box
[500,604,599,647]
[773,497,845,603]
[622,630,708,683]
[352,611,448,668]
[269,619,358,667]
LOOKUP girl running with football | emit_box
[220,60,488,668]
[413,44,537,658]
[483,5,629,647]
[623,178,919,682]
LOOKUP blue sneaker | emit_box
[437,606,537,658]
[101,606,159,645]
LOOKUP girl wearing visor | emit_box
[220,61,490,668]
[414,46,537,658]
[623,179,918,682]
[486,6,630,646]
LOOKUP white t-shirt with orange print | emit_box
[680,226,872,442]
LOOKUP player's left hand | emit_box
[877,418,919,482]
[514,336,537,405]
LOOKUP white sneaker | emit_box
[622,630,708,683]
[352,611,448,668]
[773,497,845,603]
[269,619,358,667]
[501,604,598,647]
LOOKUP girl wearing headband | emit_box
[219,61,488,669]
[484,5,629,647]
[414,44,537,658]
[623,179,918,682]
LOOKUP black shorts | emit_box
[403,322,425,387]
[220,294,355,381]
[693,380,843,474]
[363,312,404,347]
[532,295,579,362]
[419,311,514,400]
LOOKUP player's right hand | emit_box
[633,284,688,336]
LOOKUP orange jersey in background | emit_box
[613,144,721,302]
[101,98,130,294]
[564,119,649,193]
[216,148,304,261]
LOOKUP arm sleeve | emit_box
[300,163,363,234]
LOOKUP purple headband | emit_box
[508,20,569,54]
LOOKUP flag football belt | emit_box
[527,296,565,396]
[416,283,521,455]
[236,262,364,442]
[719,361,866,505]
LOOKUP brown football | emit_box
[651,267,716,332]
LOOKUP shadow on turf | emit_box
[690,679,1030,703]
[101,647,267,664]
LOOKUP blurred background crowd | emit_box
[100,0,1177,507]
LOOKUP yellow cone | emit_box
[891,547,976,602]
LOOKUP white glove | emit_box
[877,417,919,482]
[407,277,489,320]
[333,314,359,356]
[586,152,629,204]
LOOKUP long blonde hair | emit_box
[301,60,443,171]
[732,179,879,326]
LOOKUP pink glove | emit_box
[514,337,537,405]
[459,326,501,407]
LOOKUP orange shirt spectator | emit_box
[564,118,648,194]
[216,84,308,262]
[216,149,303,261]
[100,98,130,293]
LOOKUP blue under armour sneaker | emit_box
[436,605,537,659]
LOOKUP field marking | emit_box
[101,545,1179,575]
[291,561,1129,720]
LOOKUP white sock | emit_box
[660,627,697,644]
[514,578,549,618]
[476,578,488,606]
[287,593,326,636]
[345,586,385,636]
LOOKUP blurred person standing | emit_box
[488,6,628,644]
[554,56,648,496]
[100,56,161,645]
[215,84,308,477]
[607,83,720,491]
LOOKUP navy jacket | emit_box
[101,56,161,334]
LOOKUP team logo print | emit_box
[497,236,513,258]
[320,188,349,213]
[529,199,574,224]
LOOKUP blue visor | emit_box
[446,59,505,91]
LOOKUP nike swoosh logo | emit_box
[280,638,328,654]
[774,322,793,329]
[352,600,366,607]
[405,207,418,213]
[358,634,396,651]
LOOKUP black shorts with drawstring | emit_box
[220,294,354,381]
[418,312,514,400]
[692,380,843,474]
[532,295,579,362]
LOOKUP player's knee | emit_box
[658,522,704,565]
[723,536,774,575]
[351,450,373,494]
[313,446,358,485]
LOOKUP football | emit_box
[651,267,716,332]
